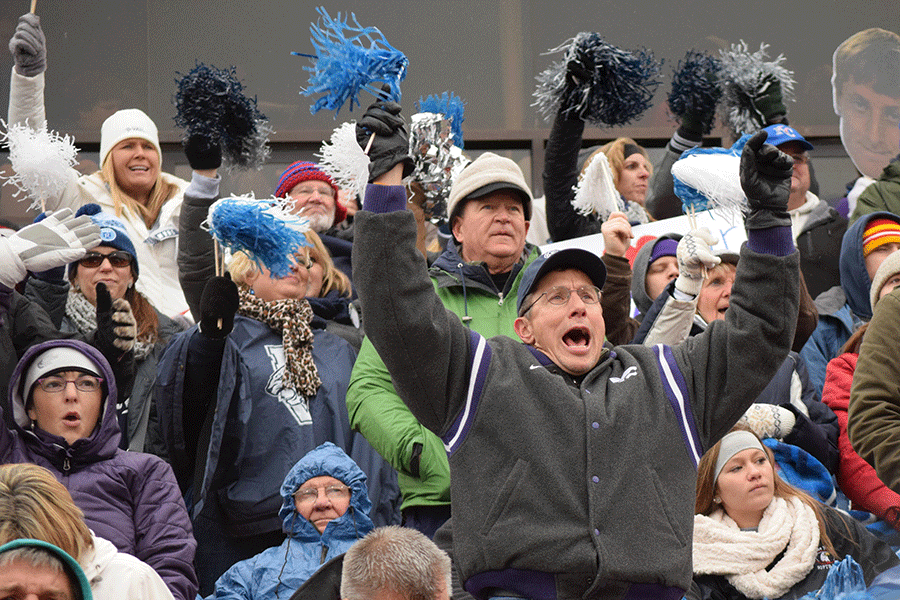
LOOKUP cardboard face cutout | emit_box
[832,28,900,179]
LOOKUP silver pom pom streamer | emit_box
[533,32,662,126]
[316,121,371,202]
[719,41,795,137]
[408,112,469,225]
[295,7,408,116]
[206,194,311,278]
[1,120,78,212]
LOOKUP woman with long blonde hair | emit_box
[687,426,898,600]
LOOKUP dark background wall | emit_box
[1,1,897,225]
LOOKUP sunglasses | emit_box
[79,251,133,269]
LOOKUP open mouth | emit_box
[129,165,149,172]
[563,326,591,348]
[63,412,81,426]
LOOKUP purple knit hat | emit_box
[274,161,346,226]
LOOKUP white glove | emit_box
[674,228,721,297]
[0,208,100,288]
[739,403,797,440]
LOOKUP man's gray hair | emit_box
[341,526,451,600]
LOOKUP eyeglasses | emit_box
[36,374,104,394]
[293,484,350,504]
[520,285,602,316]
[79,251,133,269]
[290,184,335,200]
[784,153,809,166]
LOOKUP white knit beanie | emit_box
[99,108,162,167]
[870,250,900,310]
[447,152,533,222]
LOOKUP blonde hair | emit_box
[99,152,180,229]
[582,138,653,190]
[228,230,351,298]
[0,464,93,561]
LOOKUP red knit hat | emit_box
[863,218,900,257]
[274,161,347,226]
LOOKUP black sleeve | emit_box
[825,506,900,584]
[181,331,226,479]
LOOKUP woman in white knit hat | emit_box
[7,14,191,321]
[687,427,898,600]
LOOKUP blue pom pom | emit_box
[534,32,662,126]
[417,92,466,149]
[74,203,103,218]
[174,62,272,170]
[209,197,312,278]
[668,50,723,134]
[295,7,408,116]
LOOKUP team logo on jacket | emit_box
[265,345,312,426]
[609,366,637,383]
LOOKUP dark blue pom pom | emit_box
[534,32,662,126]
[173,62,272,170]
[75,203,103,218]
[417,92,466,149]
[296,7,408,116]
[668,50,723,134]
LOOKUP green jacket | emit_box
[346,240,539,510]
[851,159,900,224]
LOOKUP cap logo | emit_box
[772,125,797,139]
[540,249,560,259]
[100,227,116,242]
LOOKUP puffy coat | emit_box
[82,533,174,600]
[2,339,198,600]
[209,442,374,600]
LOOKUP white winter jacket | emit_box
[81,534,175,600]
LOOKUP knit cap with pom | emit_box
[274,161,346,226]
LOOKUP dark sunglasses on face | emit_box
[79,250,133,269]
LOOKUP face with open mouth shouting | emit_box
[514,269,605,376]
[28,369,104,445]
[110,137,160,199]
[696,262,736,325]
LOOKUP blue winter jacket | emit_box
[208,442,374,600]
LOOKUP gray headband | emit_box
[714,431,766,482]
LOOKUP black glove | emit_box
[740,130,793,230]
[753,75,788,126]
[199,274,239,339]
[183,133,222,171]
[8,14,45,77]
[93,282,136,356]
[356,85,413,181]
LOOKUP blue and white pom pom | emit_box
[417,92,466,149]
[316,121,371,201]
[533,32,662,126]
[668,50,723,134]
[719,41,795,137]
[672,134,753,216]
[295,7,408,115]
[206,195,311,278]
[572,150,621,221]
[174,62,272,171]
[0,120,78,212]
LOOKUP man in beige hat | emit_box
[348,151,542,538]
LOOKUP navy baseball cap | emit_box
[762,124,813,151]
[517,248,607,315]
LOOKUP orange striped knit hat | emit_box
[863,218,900,257]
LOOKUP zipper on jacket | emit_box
[498,292,504,306]
[320,545,328,564]
[63,457,71,473]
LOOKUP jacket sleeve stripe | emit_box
[655,344,703,467]
[443,331,491,456]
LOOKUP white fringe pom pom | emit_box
[671,153,746,214]
[1,120,78,212]
[572,150,621,220]
[316,121,371,201]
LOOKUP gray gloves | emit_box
[739,403,797,440]
[674,228,721,296]
[93,282,136,355]
[9,13,45,77]
[740,130,793,230]
[0,208,100,288]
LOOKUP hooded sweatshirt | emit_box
[208,442,374,600]
[2,339,197,600]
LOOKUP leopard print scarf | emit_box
[237,288,321,397]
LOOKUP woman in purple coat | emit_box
[2,338,197,600]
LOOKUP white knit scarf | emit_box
[692,496,820,599]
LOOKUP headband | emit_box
[714,430,766,482]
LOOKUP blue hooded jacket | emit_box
[801,211,900,393]
[209,442,374,600]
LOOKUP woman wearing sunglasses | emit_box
[25,204,183,453]
[1,339,198,600]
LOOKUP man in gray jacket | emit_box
[353,112,800,598]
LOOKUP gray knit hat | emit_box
[447,152,533,222]
[870,250,900,309]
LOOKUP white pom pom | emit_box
[316,121,371,200]
[671,153,746,214]
[1,120,79,212]
[572,150,621,220]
